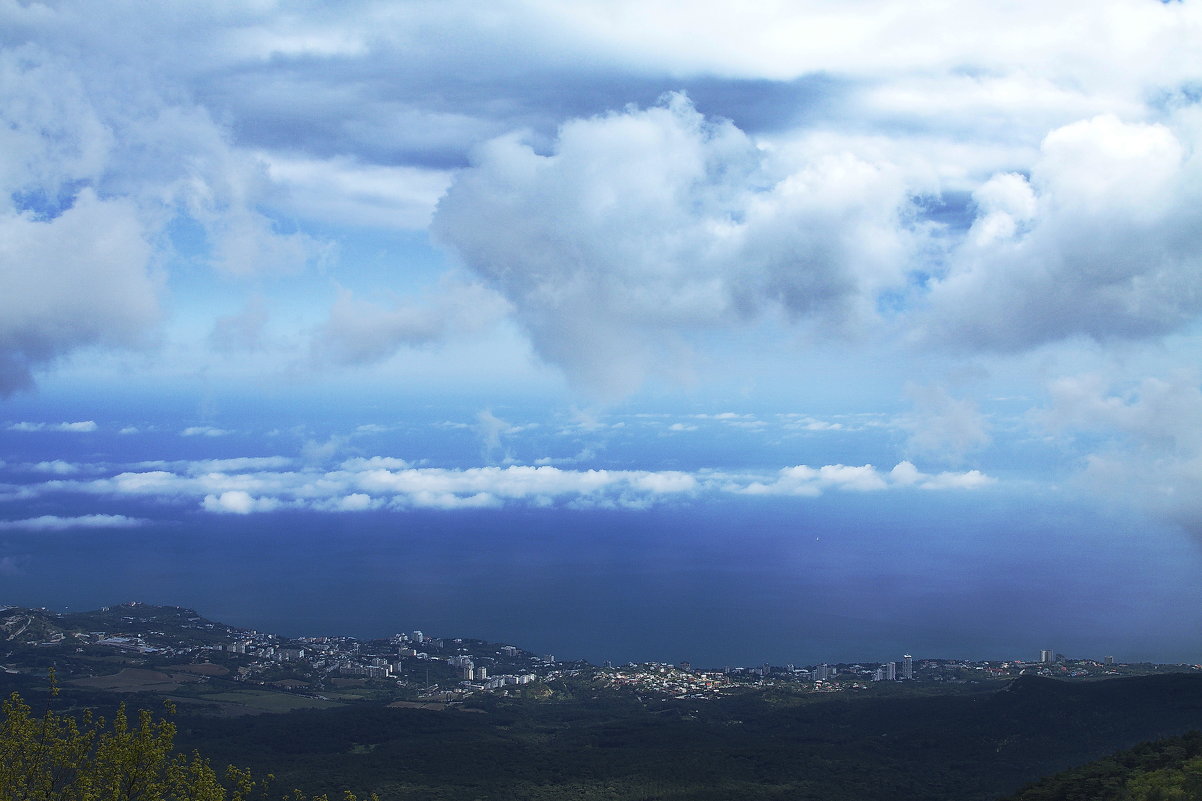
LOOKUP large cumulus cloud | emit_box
[0,47,159,394]
[0,190,160,394]
[924,114,1202,349]
[0,38,329,394]
[434,93,918,397]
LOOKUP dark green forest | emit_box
[1004,730,1202,801]
[7,672,1202,800]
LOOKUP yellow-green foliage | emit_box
[1121,755,1202,801]
[0,676,374,801]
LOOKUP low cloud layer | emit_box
[741,461,992,496]
[0,514,146,531]
[7,421,98,433]
[14,455,992,516]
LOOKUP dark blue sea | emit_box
[5,494,1199,667]
[3,386,1200,667]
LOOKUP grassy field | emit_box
[70,668,203,692]
[166,663,229,676]
[193,689,342,713]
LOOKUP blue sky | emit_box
[2,1,1202,664]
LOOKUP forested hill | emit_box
[166,673,1202,801]
[8,603,1202,800]
[1003,730,1202,801]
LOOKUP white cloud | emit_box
[309,281,510,367]
[475,409,514,463]
[888,460,923,487]
[741,464,888,496]
[0,44,112,194]
[331,492,376,512]
[902,384,991,463]
[301,434,351,464]
[31,460,80,475]
[209,296,270,353]
[741,461,992,496]
[434,93,918,398]
[1,0,1198,402]
[0,187,160,395]
[630,471,697,494]
[4,0,1200,513]
[916,469,995,491]
[181,426,230,438]
[923,114,1202,350]
[203,208,332,277]
[260,152,453,230]
[533,447,597,466]
[202,490,280,515]
[33,454,993,515]
[0,514,147,531]
[0,31,343,391]
[1038,371,1202,533]
[1042,372,1202,450]
[354,465,630,506]
[533,0,1198,86]
[779,415,846,432]
[340,456,410,471]
[187,456,294,474]
[7,421,98,432]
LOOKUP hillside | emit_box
[7,604,1202,800]
[1,602,242,647]
[1003,730,1202,801]
[161,673,1202,801]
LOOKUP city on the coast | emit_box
[3,602,1197,707]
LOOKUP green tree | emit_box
[0,677,372,801]
[1120,756,1202,801]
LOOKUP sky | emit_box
[2,0,1202,666]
